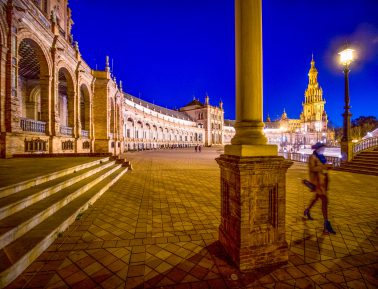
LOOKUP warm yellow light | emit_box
[338,48,354,66]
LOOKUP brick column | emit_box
[216,155,292,270]
[216,0,292,271]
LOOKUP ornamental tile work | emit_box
[6,148,378,288]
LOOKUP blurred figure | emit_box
[304,142,336,234]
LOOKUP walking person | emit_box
[303,142,336,234]
[195,145,198,152]
[198,145,202,152]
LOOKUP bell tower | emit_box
[301,55,328,132]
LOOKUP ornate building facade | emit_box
[0,1,335,158]
[264,57,334,152]
[0,0,226,158]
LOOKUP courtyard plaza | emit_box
[5,148,378,289]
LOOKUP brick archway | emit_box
[57,67,75,133]
[18,38,51,126]
[79,84,90,132]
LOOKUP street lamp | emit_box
[338,47,354,160]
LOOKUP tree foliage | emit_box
[333,116,378,141]
[351,116,378,140]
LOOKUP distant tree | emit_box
[352,116,378,127]
[331,116,378,141]
[351,116,378,140]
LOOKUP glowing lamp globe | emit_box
[338,48,354,66]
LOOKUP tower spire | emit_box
[302,55,327,132]
[308,55,318,84]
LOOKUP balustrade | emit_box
[280,152,341,167]
[60,126,73,136]
[20,118,46,133]
[353,137,378,156]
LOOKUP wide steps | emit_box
[0,157,129,288]
[0,163,121,249]
[344,162,378,168]
[0,160,114,220]
[0,157,110,199]
[0,166,127,287]
[336,150,378,176]
[336,167,378,176]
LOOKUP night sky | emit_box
[70,0,378,127]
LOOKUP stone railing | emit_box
[280,152,341,167]
[81,130,89,138]
[27,1,51,29]
[20,118,46,133]
[353,137,378,156]
[60,126,73,136]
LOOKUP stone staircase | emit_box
[337,148,378,176]
[0,157,129,288]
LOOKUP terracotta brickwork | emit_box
[0,0,97,157]
[0,0,221,158]
[216,154,293,270]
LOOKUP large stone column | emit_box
[216,0,292,271]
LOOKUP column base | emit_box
[219,225,288,271]
[225,144,278,157]
[341,140,353,162]
[216,154,292,271]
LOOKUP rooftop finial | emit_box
[105,56,110,72]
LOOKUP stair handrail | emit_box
[352,137,378,157]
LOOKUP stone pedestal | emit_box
[216,154,292,271]
[341,140,353,162]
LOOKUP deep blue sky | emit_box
[70,0,378,127]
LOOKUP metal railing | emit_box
[353,137,378,156]
[20,118,46,133]
[280,152,341,167]
[60,126,73,136]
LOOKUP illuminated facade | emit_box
[264,57,334,151]
[0,1,335,158]
[0,0,225,158]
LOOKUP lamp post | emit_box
[338,47,354,161]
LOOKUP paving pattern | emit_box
[6,148,378,289]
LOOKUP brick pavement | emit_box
[6,148,378,289]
